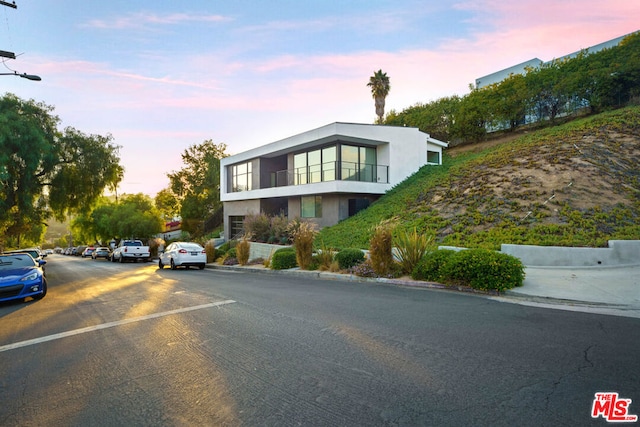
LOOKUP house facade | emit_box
[220,122,448,239]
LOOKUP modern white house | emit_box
[220,122,448,239]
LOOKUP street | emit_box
[1,255,639,426]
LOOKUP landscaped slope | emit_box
[317,107,640,249]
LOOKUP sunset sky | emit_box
[2,1,638,196]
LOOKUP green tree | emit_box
[154,188,180,222]
[71,194,163,244]
[167,140,228,236]
[0,94,122,249]
[367,69,391,124]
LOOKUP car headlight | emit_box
[21,272,39,282]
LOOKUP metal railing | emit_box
[269,161,388,188]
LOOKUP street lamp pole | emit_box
[0,71,41,81]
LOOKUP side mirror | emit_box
[39,260,47,266]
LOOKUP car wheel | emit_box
[199,264,205,270]
[158,259,164,269]
[32,279,47,300]
[170,259,176,270]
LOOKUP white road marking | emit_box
[0,299,236,353]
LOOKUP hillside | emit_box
[317,106,640,249]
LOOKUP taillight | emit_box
[178,249,187,254]
[201,250,206,254]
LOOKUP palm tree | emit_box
[367,69,391,124]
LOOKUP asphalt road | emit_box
[1,255,638,426]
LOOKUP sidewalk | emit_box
[496,265,640,318]
[206,263,640,319]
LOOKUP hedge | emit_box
[271,247,298,270]
[335,248,365,269]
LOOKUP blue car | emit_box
[0,253,47,303]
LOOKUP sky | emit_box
[1,1,639,197]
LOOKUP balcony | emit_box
[269,161,388,188]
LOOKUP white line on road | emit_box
[0,299,236,353]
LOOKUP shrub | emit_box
[290,220,317,270]
[395,228,434,275]
[243,212,271,242]
[218,241,231,253]
[412,249,456,282]
[271,247,298,270]
[204,239,220,263]
[369,221,394,276]
[442,248,525,292]
[335,248,365,269]
[270,213,291,242]
[236,236,251,266]
[316,240,336,271]
[227,247,237,258]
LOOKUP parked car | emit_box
[3,248,46,262]
[92,247,111,260]
[0,253,47,302]
[110,240,150,263]
[75,246,87,256]
[159,242,207,270]
[82,246,96,258]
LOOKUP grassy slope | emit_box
[317,106,640,250]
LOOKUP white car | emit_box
[159,242,207,270]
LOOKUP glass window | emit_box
[341,145,359,181]
[301,196,322,218]
[294,153,307,185]
[308,149,321,183]
[322,146,336,181]
[427,150,440,164]
[360,146,376,182]
[231,162,252,192]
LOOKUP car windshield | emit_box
[0,254,37,270]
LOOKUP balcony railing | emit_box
[269,161,388,188]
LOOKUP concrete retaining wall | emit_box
[248,242,292,261]
[501,240,640,267]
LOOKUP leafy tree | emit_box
[367,69,391,124]
[0,94,122,249]
[167,140,228,236]
[71,193,163,244]
[154,188,180,222]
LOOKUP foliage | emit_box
[367,69,391,124]
[395,228,434,275]
[441,249,526,291]
[236,236,251,266]
[72,194,163,243]
[412,249,524,291]
[204,239,219,263]
[335,248,365,269]
[383,32,640,140]
[154,189,180,222]
[412,249,457,282]
[290,221,317,270]
[315,241,337,271]
[270,247,298,270]
[243,212,272,242]
[0,94,122,248]
[369,221,395,276]
[166,140,228,236]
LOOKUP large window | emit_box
[294,146,337,185]
[301,196,322,218]
[231,162,252,192]
[341,145,376,182]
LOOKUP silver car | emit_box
[159,242,207,270]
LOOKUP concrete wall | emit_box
[247,242,292,261]
[501,240,640,267]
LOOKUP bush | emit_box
[335,248,365,269]
[369,221,394,276]
[290,220,317,270]
[271,247,298,270]
[204,239,220,263]
[236,237,250,265]
[442,249,525,291]
[243,212,271,242]
[395,228,433,275]
[412,249,456,282]
[218,241,231,253]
